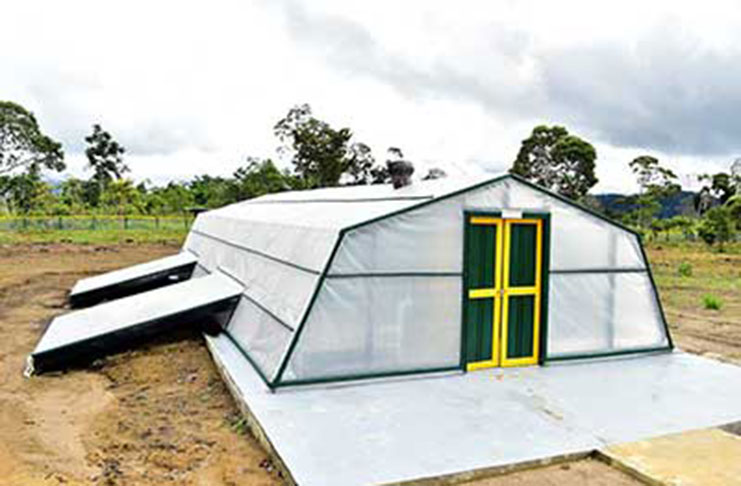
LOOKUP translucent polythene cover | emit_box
[282,276,462,381]
[227,294,292,381]
[185,231,319,328]
[329,178,645,275]
[546,272,668,356]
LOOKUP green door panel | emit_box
[508,223,537,287]
[466,223,496,289]
[466,298,494,362]
[465,222,497,364]
[506,295,535,359]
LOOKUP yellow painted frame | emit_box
[500,219,543,367]
[465,217,503,371]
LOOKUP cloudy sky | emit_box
[3,0,741,192]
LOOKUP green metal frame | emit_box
[278,366,462,388]
[546,345,670,363]
[266,173,672,389]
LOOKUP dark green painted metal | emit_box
[508,223,537,287]
[550,268,647,274]
[637,235,675,350]
[467,299,494,362]
[538,214,552,364]
[277,365,462,388]
[190,229,321,275]
[272,230,347,387]
[506,295,535,359]
[221,329,275,390]
[467,223,496,289]
[344,174,512,233]
[509,174,642,237]
[545,345,671,363]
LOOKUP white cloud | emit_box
[2,0,740,192]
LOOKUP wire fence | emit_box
[0,215,194,232]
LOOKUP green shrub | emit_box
[677,262,693,277]
[702,294,723,310]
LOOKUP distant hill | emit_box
[595,191,698,219]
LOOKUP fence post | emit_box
[58,216,63,230]
[124,216,128,230]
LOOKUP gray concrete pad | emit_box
[205,335,741,486]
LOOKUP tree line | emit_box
[1,100,739,247]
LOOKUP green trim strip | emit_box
[277,365,461,388]
[326,272,462,279]
[190,229,321,276]
[550,268,647,274]
[509,174,642,237]
[637,237,675,350]
[343,174,513,233]
[546,345,671,363]
[539,213,551,365]
[221,329,275,390]
[272,230,348,387]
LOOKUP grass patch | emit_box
[0,228,188,246]
[677,262,693,277]
[702,294,724,310]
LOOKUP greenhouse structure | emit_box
[186,173,673,388]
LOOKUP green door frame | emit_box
[461,210,552,370]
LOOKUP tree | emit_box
[58,177,88,213]
[698,206,736,251]
[698,172,739,206]
[628,155,681,230]
[510,125,598,200]
[232,158,293,200]
[85,124,128,183]
[0,101,65,175]
[274,104,381,187]
[100,179,141,216]
[0,169,54,215]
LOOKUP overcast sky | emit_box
[3,0,741,192]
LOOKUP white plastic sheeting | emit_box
[283,276,462,381]
[227,295,293,380]
[547,272,668,356]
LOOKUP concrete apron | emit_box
[204,334,741,486]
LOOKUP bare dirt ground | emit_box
[0,243,282,486]
[458,459,642,485]
[1,242,737,485]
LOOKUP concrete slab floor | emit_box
[205,335,741,486]
[604,427,741,486]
